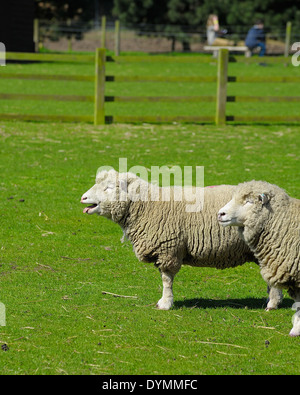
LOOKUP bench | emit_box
[204,45,251,58]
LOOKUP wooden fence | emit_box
[0,51,95,123]
[215,49,300,125]
[93,49,300,125]
[0,49,299,125]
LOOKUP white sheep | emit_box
[218,180,300,336]
[81,170,282,310]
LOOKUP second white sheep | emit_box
[218,180,300,336]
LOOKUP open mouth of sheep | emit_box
[219,219,231,224]
[83,204,98,214]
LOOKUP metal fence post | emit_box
[94,48,106,125]
[216,48,228,126]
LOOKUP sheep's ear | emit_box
[258,193,269,205]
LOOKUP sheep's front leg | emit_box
[289,290,300,337]
[265,286,283,311]
[156,270,175,310]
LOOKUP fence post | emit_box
[33,19,39,52]
[115,20,120,56]
[216,48,228,126]
[284,21,292,58]
[101,16,106,48]
[67,19,72,52]
[94,48,106,125]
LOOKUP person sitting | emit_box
[245,20,266,56]
[206,14,220,45]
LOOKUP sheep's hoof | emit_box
[265,306,276,312]
[156,298,173,310]
[265,301,279,311]
[156,304,168,310]
[289,325,300,337]
[289,331,300,337]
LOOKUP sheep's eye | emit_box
[104,184,114,192]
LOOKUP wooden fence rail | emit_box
[0,49,299,125]
[0,51,96,123]
[0,73,94,82]
[215,48,300,124]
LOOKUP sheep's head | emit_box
[217,180,278,228]
[80,169,143,222]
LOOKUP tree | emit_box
[35,0,114,41]
[166,0,204,51]
[112,0,168,25]
[113,0,300,50]
[113,0,179,50]
[35,0,92,21]
[35,0,114,21]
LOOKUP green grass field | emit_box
[0,56,299,375]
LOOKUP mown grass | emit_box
[0,118,299,375]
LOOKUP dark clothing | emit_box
[245,26,265,48]
[255,42,266,56]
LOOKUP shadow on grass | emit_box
[174,297,293,310]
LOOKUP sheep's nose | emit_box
[218,212,225,221]
[81,196,87,203]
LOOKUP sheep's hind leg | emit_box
[265,286,283,311]
[156,270,176,310]
[289,289,300,337]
